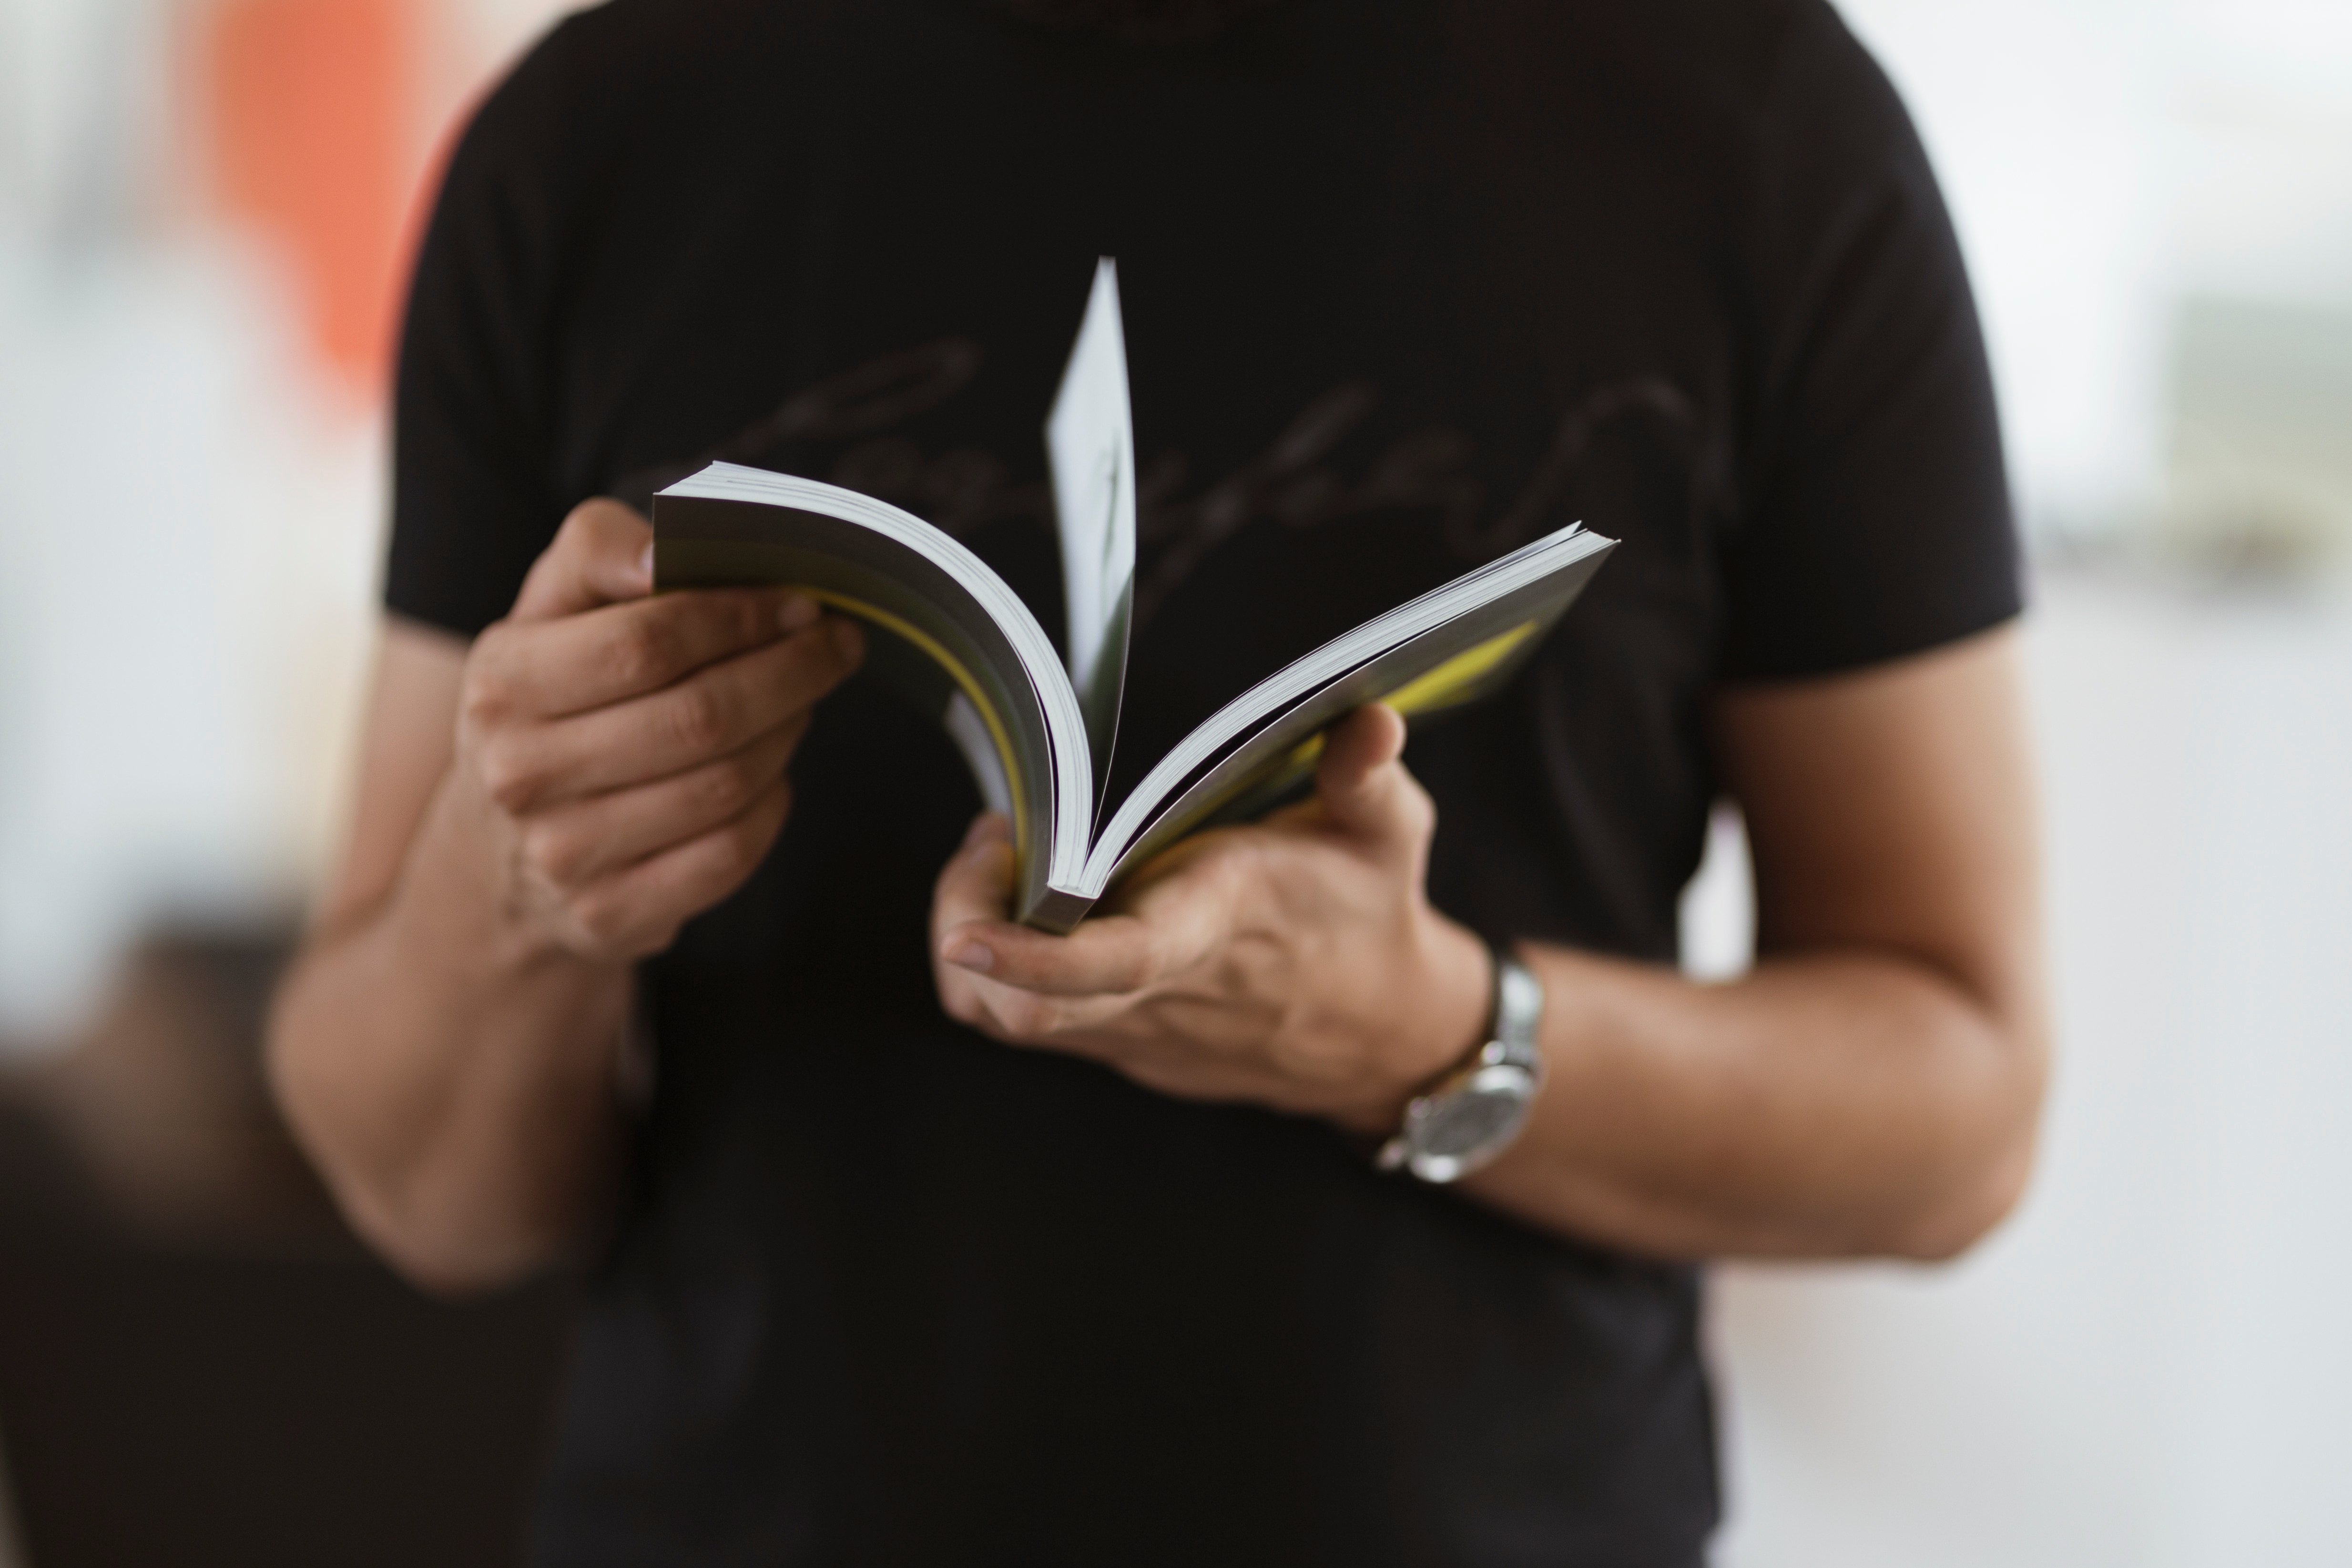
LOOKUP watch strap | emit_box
[1488,952,1544,1072]
[1375,943,1546,1178]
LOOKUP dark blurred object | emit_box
[0,926,572,1568]
[4,927,336,1249]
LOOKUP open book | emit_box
[655,261,1616,932]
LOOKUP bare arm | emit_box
[1467,627,2047,1258]
[268,502,861,1293]
[927,626,2047,1262]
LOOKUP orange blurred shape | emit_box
[201,0,421,395]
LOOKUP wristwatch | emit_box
[1376,945,1547,1184]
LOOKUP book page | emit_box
[654,464,1094,925]
[1046,257,1138,805]
[1079,525,1616,896]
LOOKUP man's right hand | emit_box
[270,496,863,1292]
[445,498,864,963]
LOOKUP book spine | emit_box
[1021,886,1096,937]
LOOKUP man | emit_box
[269,0,2047,1561]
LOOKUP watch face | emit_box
[1409,1066,1537,1182]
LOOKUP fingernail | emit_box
[946,940,994,973]
[779,593,821,632]
[637,543,656,582]
[960,813,999,851]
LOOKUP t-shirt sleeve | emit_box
[1716,1,2022,682]
[382,30,576,639]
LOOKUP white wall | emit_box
[1837,0,2352,540]
[1700,576,2352,1566]
[1692,7,2352,1559]
[1835,0,2172,533]
[0,0,571,1037]
[0,237,382,1032]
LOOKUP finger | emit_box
[473,586,824,720]
[1312,703,1425,849]
[519,713,811,888]
[931,813,1018,944]
[561,776,796,959]
[940,911,1164,997]
[930,813,1104,989]
[928,815,1027,1030]
[510,500,654,622]
[934,819,1222,998]
[482,617,862,811]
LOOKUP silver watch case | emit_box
[1376,955,1546,1184]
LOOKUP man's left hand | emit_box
[930,704,1493,1135]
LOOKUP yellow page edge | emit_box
[801,587,1033,872]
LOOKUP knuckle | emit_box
[557,500,604,540]
[725,787,785,857]
[460,648,515,727]
[459,681,507,734]
[768,712,815,772]
[1401,775,1437,831]
[696,753,762,817]
[521,820,586,887]
[998,995,1054,1039]
[608,617,676,690]
[569,893,640,956]
[664,683,731,752]
[476,741,540,813]
[548,509,594,558]
[933,844,978,900]
[574,893,677,959]
[561,497,634,548]
[821,627,866,682]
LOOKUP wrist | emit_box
[1331,910,1494,1138]
[397,773,596,982]
[1375,945,1547,1184]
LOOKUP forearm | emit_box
[268,781,628,1293]
[930,641,2045,1263]
[1461,942,2045,1262]
[277,515,857,1291]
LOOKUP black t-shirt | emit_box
[387,1,2018,1562]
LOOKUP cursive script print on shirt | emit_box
[616,336,1709,634]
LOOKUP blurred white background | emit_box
[1693,2,2352,1562]
[0,0,2348,1563]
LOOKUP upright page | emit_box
[1045,258,1138,807]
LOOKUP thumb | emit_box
[510,499,654,622]
[1312,703,1427,850]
